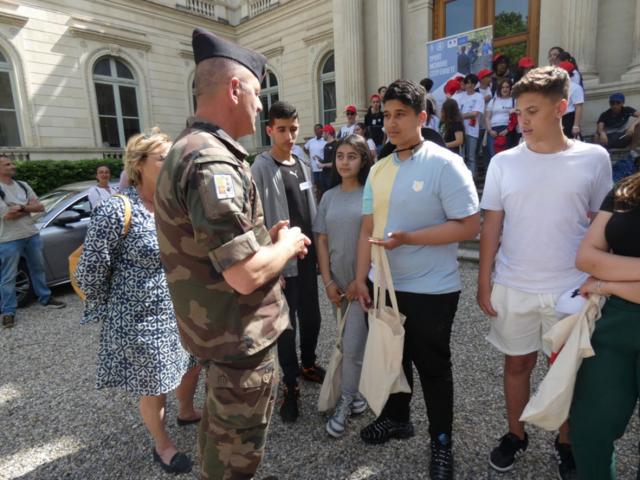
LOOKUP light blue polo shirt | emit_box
[363,141,479,294]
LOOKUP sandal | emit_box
[152,448,192,474]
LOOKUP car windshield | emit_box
[32,190,77,220]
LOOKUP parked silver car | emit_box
[15,180,117,306]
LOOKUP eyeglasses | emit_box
[346,112,356,116]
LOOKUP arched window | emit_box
[256,70,279,147]
[93,56,140,148]
[319,53,336,125]
[0,50,21,146]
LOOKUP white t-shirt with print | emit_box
[566,83,585,114]
[0,180,39,242]
[457,91,485,138]
[304,137,326,173]
[338,123,356,139]
[480,141,612,294]
[486,96,513,127]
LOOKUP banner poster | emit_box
[426,26,493,111]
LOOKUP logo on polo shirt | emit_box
[412,181,424,192]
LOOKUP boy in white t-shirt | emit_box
[457,73,484,178]
[477,67,611,479]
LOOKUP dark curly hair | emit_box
[329,134,372,188]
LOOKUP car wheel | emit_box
[16,261,34,308]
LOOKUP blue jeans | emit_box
[464,135,479,178]
[486,125,509,161]
[0,234,50,314]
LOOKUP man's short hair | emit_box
[419,77,434,93]
[267,101,298,126]
[194,57,247,99]
[464,73,478,85]
[314,123,323,129]
[511,66,569,101]
[383,80,426,115]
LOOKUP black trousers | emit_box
[380,290,460,438]
[278,247,322,386]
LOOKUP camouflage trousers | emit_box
[198,346,278,480]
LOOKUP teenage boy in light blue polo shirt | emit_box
[355,80,480,480]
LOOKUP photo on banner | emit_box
[426,26,493,111]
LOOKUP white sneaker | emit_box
[351,393,367,415]
[326,395,351,438]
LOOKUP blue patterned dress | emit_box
[77,187,194,396]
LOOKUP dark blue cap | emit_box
[609,92,625,103]
[192,28,266,81]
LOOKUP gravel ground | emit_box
[1,263,638,480]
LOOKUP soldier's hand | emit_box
[278,226,311,260]
[269,220,290,243]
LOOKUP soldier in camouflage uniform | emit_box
[155,28,311,480]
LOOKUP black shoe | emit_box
[554,435,577,480]
[360,416,414,445]
[430,433,454,480]
[279,384,300,423]
[489,432,528,472]
[176,415,201,427]
[152,448,192,474]
[2,314,15,328]
[300,364,326,384]
[43,298,66,309]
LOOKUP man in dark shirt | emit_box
[321,124,337,193]
[364,94,385,150]
[251,101,324,424]
[596,93,640,150]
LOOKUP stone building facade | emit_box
[0,0,638,160]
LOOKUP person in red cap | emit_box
[515,57,536,83]
[338,105,358,139]
[477,69,493,103]
[558,61,584,139]
[492,54,514,96]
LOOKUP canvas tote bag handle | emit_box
[372,244,401,319]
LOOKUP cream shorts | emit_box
[486,283,565,357]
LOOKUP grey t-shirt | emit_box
[312,185,363,290]
[0,180,38,242]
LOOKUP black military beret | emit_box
[192,28,266,81]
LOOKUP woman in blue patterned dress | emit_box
[77,129,201,475]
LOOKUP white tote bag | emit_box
[520,294,605,430]
[359,245,411,417]
[317,302,350,412]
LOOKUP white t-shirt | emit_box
[0,180,39,242]
[480,141,612,294]
[571,70,582,86]
[566,83,584,114]
[88,185,116,209]
[338,123,356,139]
[457,91,485,138]
[304,137,326,173]
[486,96,513,127]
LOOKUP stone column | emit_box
[332,0,365,113]
[622,0,640,81]
[377,0,402,86]
[564,0,599,83]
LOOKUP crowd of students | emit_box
[12,39,634,480]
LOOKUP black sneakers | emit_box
[279,384,300,423]
[300,364,326,384]
[2,314,15,328]
[554,435,577,480]
[489,432,528,472]
[360,416,414,445]
[430,433,454,480]
[43,298,66,309]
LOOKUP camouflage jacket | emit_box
[154,121,289,362]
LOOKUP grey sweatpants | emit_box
[339,300,367,398]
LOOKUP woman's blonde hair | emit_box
[123,127,171,186]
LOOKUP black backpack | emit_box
[0,181,28,202]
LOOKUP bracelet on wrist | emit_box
[324,280,335,289]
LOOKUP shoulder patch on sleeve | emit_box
[214,174,236,199]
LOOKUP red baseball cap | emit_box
[558,61,575,74]
[444,79,460,96]
[493,53,506,63]
[477,69,493,80]
[322,124,335,136]
[370,94,381,101]
[345,105,357,113]
[518,56,535,69]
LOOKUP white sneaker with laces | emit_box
[351,392,367,415]
[326,395,351,438]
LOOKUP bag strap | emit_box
[113,193,132,237]
[372,244,401,319]
[335,301,351,347]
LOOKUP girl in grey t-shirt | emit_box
[313,134,372,438]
